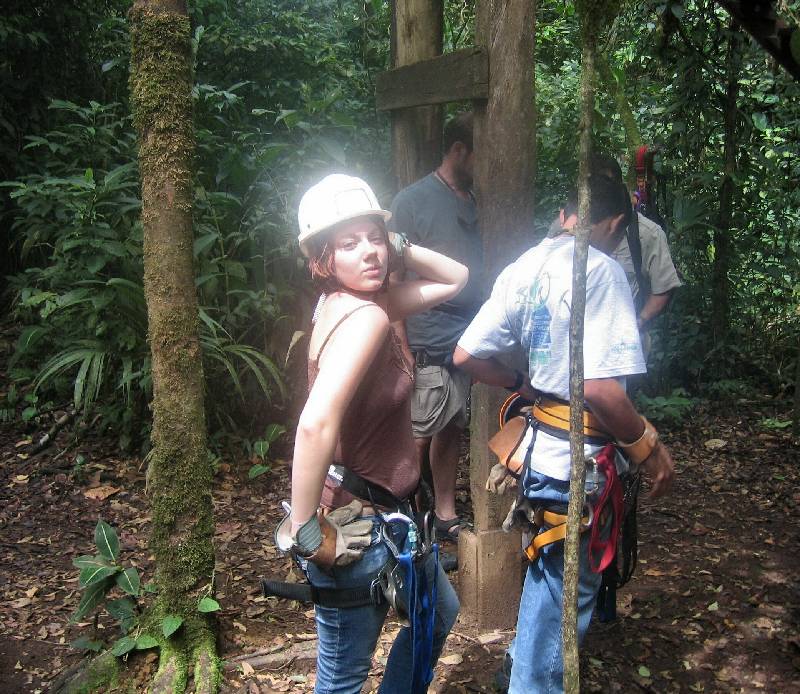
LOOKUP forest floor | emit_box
[1,392,799,693]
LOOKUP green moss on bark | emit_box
[59,651,120,694]
[129,3,218,692]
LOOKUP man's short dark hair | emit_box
[443,112,473,154]
[563,175,632,227]
[589,152,623,182]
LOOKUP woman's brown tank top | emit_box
[307,304,417,509]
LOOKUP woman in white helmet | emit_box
[281,174,467,693]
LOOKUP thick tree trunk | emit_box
[391,0,443,190]
[712,25,741,346]
[563,31,596,694]
[129,1,219,692]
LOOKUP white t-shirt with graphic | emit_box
[457,236,645,480]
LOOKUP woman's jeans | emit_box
[305,519,460,694]
[508,470,604,694]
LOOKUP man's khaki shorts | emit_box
[411,365,471,439]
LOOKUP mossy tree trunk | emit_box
[129,1,219,692]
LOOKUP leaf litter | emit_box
[1,399,799,692]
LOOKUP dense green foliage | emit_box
[1,0,798,447]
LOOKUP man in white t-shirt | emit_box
[453,175,674,694]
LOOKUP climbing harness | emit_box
[492,394,635,573]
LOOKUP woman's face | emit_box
[330,218,389,293]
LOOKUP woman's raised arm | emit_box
[386,242,468,321]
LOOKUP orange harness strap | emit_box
[532,399,608,439]
[524,509,591,563]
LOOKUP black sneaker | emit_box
[492,653,513,692]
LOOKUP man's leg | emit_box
[414,436,433,513]
[509,536,602,694]
[429,418,462,526]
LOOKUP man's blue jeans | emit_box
[305,519,459,694]
[508,471,603,694]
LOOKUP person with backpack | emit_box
[549,153,681,352]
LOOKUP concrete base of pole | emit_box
[456,527,524,629]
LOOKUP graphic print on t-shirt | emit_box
[514,272,552,367]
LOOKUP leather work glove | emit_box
[501,497,536,533]
[486,463,517,495]
[315,500,374,568]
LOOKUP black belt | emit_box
[413,350,453,369]
[261,578,382,608]
[328,464,408,510]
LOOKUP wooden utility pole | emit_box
[390,0,443,190]
[378,0,535,629]
[130,1,219,691]
[458,0,537,628]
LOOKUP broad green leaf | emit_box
[161,615,183,637]
[71,577,114,622]
[135,634,159,650]
[752,112,768,132]
[73,554,109,570]
[70,636,103,652]
[116,567,141,596]
[248,463,270,479]
[79,563,119,587]
[264,423,286,443]
[253,440,269,458]
[106,597,136,621]
[95,519,119,561]
[111,635,136,656]
[197,597,220,613]
[193,232,219,257]
[638,665,651,678]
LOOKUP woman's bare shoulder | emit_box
[309,292,389,359]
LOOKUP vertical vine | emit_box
[564,3,620,692]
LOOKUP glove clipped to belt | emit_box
[324,500,375,566]
[275,499,374,570]
[485,463,517,495]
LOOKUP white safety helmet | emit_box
[297,174,391,257]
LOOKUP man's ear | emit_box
[609,213,626,234]
[451,141,468,160]
[561,212,578,229]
